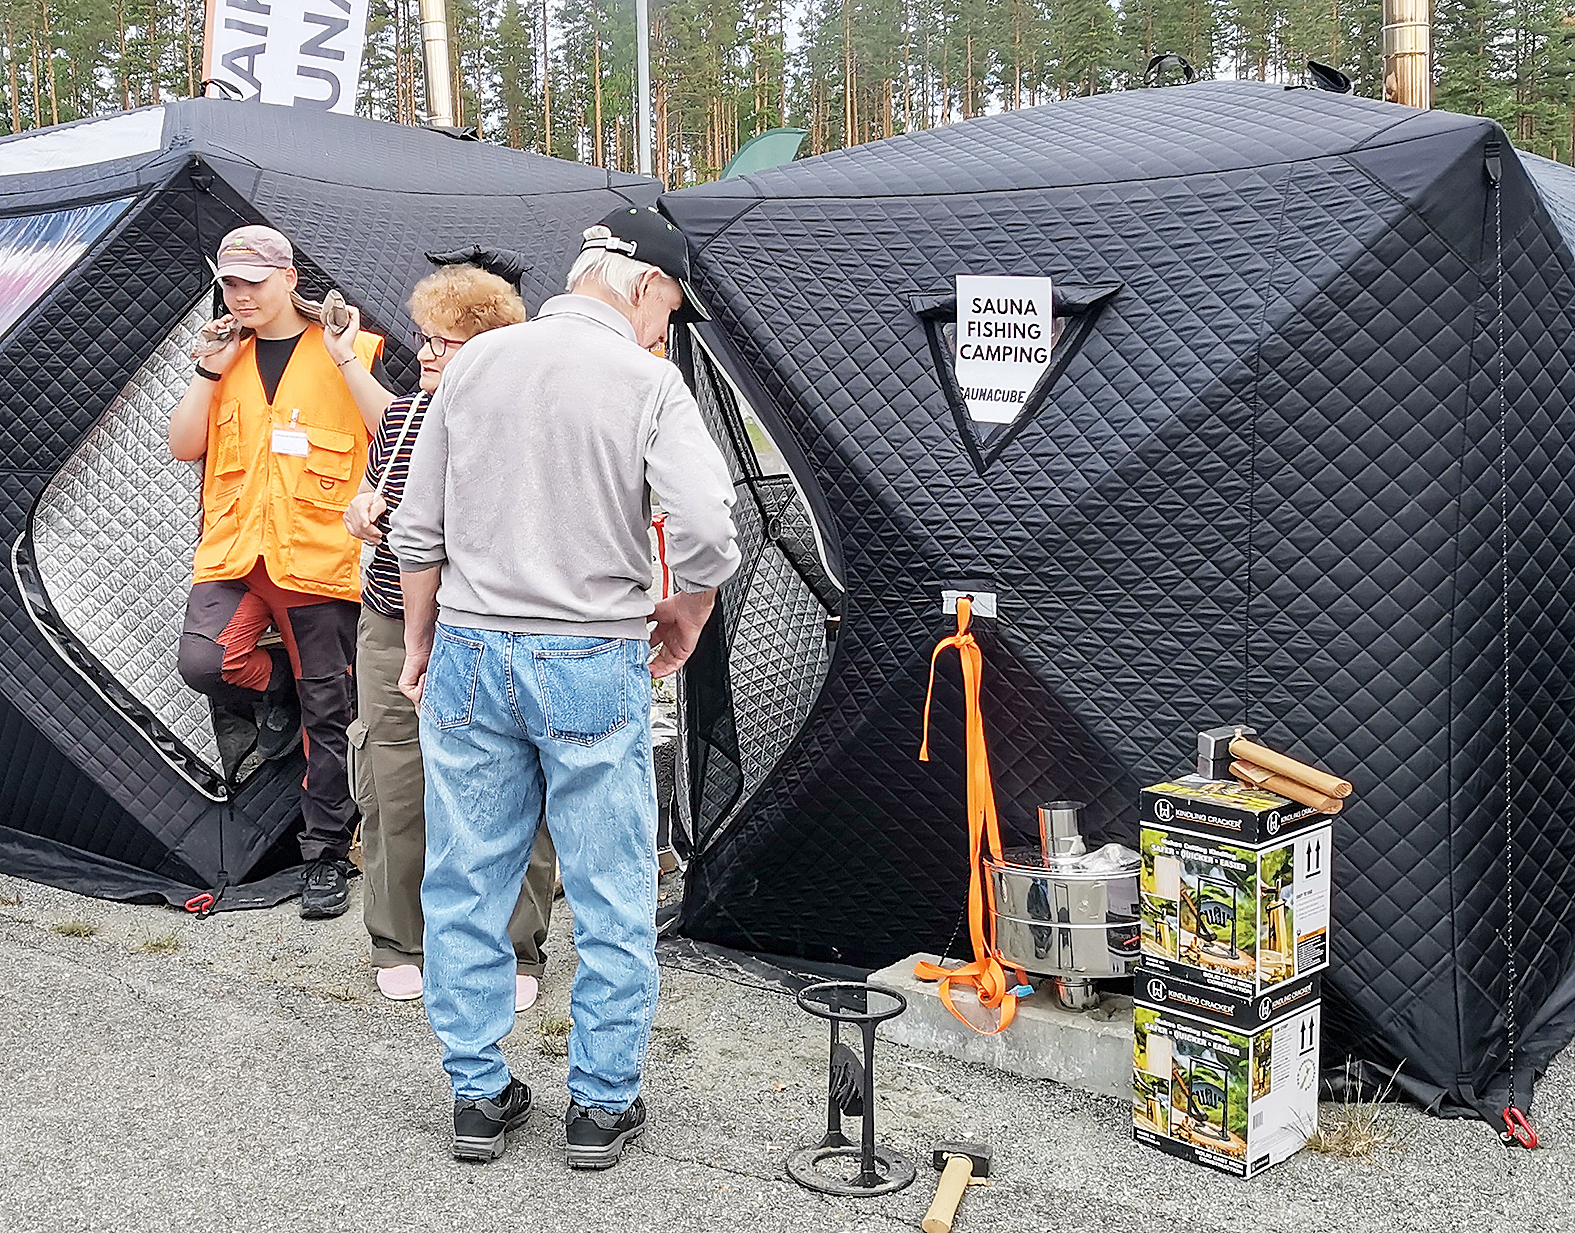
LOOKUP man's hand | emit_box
[345,490,387,543]
[323,304,361,365]
[648,589,717,679]
[399,568,441,705]
[397,649,429,706]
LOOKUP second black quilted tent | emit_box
[661,81,1575,1125]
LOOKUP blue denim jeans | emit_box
[418,625,658,1109]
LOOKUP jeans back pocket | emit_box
[422,628,484,730]
[534,639,629,746]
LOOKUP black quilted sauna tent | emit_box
[0,101,656,906]
[662,82,1575,1122]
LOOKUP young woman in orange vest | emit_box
[168,225,386,919]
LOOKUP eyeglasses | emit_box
[413,330,467,357]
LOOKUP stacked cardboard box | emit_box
[1131,775,1331,1177]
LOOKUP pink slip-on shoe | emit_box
[375,964,424,1002]
[515,974,540,1012]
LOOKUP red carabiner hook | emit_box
[184,891,215,915]
[1502,1107,1538,1149]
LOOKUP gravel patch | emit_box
[0,870,1565,1233]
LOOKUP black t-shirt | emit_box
[253,331,388,403]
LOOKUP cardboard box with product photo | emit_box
[1133,992,1321,1178]
[1139,779,1332,1000]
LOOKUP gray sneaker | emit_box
[565,1097,646,1169]
[453,1076,533,1162]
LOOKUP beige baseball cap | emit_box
[216,225,293,281]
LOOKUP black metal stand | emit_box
[785,981,916,1197]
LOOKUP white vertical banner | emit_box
[206,0,372,115]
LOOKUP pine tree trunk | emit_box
[41,0,57,125]
[964,33,972,119]
[185,0,196,96]
[1013,0,1022,109]
[541,0,551,154]
[842,0,853,147]
[940,35,948,124]
[592,8,603,166]
[30,33,41,126]
[473,44,484,138]
[653,72,668,183]
[777,0,787,125]
[117,1,131,110]
[6,19,19,133]
[902,11,912,131]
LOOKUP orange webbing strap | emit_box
[652,514,671,599]
[913,598,1027,1035]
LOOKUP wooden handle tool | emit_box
[1230,761,1343,815]
[1229,737,1352,799]
[921,1142,991,1233]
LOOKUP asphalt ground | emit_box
[0,870,1567,1233]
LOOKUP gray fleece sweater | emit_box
[388,295,740,638]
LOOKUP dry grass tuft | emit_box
[140,932,182,955]
[51,919,98,938]
[539,1014,573,1056]
[1307,1104,1394,1158]
[0,891,22,907]
[1306,1059,1401,1159]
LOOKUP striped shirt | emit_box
[361,391,429,620]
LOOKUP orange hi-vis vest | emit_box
[192,325,384,602]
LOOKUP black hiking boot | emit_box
[208,699,259,787]
[298,857,350,919]
[255,660,301,762]
[453,1076,533,1162]
[565,1096,646,1170]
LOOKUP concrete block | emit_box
[867,953,1133,1100]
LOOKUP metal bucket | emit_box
[986,846,1140,981]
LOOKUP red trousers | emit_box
[178,560,359,861]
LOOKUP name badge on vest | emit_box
[271,428,310,456]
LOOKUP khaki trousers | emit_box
[352,606,556,975]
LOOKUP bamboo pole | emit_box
[1382,0,1430,109]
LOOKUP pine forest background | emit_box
[9,0,1575,186]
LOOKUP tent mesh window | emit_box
[0,198,130,339]
[31,300,216,772]
[673,326,839,853]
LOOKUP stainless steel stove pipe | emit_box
[419,0,455,127]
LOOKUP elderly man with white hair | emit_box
[388,205,739,1169]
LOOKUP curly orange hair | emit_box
[407,264,526,340]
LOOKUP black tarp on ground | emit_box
[662,83,1575,1125]
[0,100,655,906]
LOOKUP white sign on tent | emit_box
[205,0,372,116]
[954,274,1056,424]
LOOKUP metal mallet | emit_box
[920,1141,991,1233]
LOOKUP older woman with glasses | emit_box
[333,261,557,1007]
